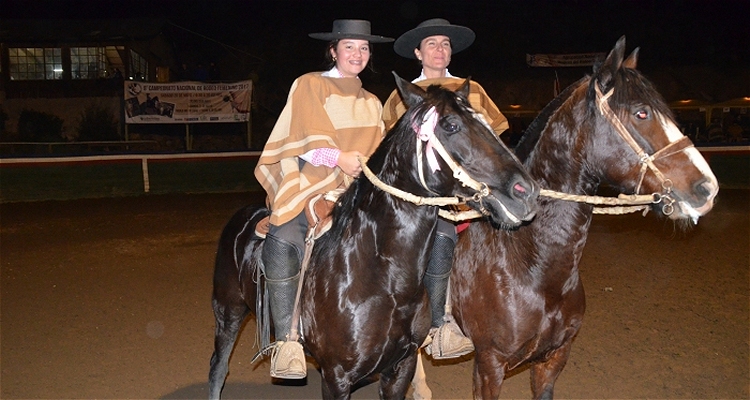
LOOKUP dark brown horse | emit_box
[208,74,539,399]
[450,37,719,399]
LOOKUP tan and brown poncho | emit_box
[254,72,385,226]
[382,77,509,136]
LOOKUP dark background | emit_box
[5,0,748,67]
[3,0,749,130]
[5,1,747,78]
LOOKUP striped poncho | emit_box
[254,72,385,226]
[382,77,509,136]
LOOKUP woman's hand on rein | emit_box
[337,150,364,177]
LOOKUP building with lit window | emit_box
[0,18,175,140]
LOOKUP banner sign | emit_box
[526,53,606,67]
[124,80,252,124]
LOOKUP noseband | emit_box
[356,105,522,223]
[595,83,694,215]
[414,107,490,198]
[413,106,523,222]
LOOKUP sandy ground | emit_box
[1,189,748,399]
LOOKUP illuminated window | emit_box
[71,47,107,79]
[8,47,63,80]
[129,50,148,81]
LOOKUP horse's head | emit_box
[588,36,718,223]
[392,72,538,228]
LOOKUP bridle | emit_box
[414,106,490,196]
[412,104,523,223]
[594,83,694,216]
[358,104,522,224]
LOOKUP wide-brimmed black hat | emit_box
[393,18,475,59]
[309,19,394,43]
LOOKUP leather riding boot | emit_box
[262,234,307,379]
[423,233,474,359]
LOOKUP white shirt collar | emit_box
[412,69,454,83]
[322,67,358,79]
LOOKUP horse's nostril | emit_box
[513,181,537,201]
[693,178,712,199]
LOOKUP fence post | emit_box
[185,124,191,150]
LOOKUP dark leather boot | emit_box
[423,233,474,359]
[262,234,306,379]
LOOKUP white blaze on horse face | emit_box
[657,111,684,144]
[657,112,719,221]
[684,145,719,222]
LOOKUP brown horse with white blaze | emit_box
[449,36,718,399]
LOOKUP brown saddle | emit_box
[254,191,339,239]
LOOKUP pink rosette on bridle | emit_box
[413,106,441,172]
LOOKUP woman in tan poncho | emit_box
[383,18,510,361]
[253,19,393,380]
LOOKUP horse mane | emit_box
[598,67,674,122]
[321,95,434,242]
[514,58,675,164]
[514,77,586,162]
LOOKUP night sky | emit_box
[3,0,749,104]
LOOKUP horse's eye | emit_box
[634,109,649,120]
[444,121,460,134]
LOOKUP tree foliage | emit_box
[17,109,65,142]
[77,104,120,142]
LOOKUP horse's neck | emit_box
[354,178,439,269]
[519,111,599,276]
[360,188,437,228]
[339,144,448,281]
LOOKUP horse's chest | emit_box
[501,308,581,371]
[504,282,585,368]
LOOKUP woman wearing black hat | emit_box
[383,18,508,135]
[254,19,393,380]
[383,18,510,360]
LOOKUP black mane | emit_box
[323,93,434,241]
[596,67,674,122]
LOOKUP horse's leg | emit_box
[319,367,352,400]
[208,300,250,400]
[529,341,572,400]
[472,349,507,400]
[379,346,418,400]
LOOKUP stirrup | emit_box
[270,340,307,379]
[423,319,474,360]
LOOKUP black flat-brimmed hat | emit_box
[309,19,394,43]
[393,18,475,59]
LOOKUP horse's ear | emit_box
[594,36,626,89]
[393,71,426,109]
[622,47,639,69]
[457,76,472,100]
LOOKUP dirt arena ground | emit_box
[1,189,748,399]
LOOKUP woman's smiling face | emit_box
[415,35,452,73]
[331,39,371,78]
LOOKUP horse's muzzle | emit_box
[479,178,539,228]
